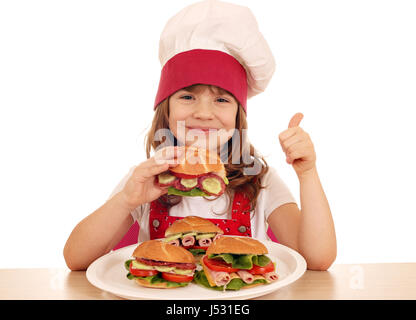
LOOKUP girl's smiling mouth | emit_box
[186,126,219,133]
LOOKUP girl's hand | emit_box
[279,113,316,178]
[119,146,184,210]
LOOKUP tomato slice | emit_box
[182,245,207,250]
[161,272,194,283]
[191,245,208,250]
[202,255,239,273]
[129,264,159,277]
[247,261,275,275]
[170,171,204,179]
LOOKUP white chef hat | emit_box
[154,0,275,113]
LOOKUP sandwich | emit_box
[124,240,197,289]
[156,146,229,197]
[163,216,224,260]
[193,236,279,291]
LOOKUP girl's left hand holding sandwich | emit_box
[120,146,184,210]
[63,146,183,271]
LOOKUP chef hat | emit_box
[153,0,276,113]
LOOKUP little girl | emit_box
[63,0,336,271]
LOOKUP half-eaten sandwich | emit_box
[124,240,197,288]
[156,146,229,197]
[163,216,224,261]
[194,236,279,291]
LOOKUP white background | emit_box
[1,0,415,268]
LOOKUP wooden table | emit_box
[1,263,415,300]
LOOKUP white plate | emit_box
[86,239,307,300]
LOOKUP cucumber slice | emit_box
[195,233,216,240]
[201,177,222,195]
[158,172,176,185]
[172,268,194,275]
[164,233,182,242]
[181,232,198,238]
[131,260,154,270]
[180,178,198,188]
[154,266,175,272]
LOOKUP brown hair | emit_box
[144,84,269,216]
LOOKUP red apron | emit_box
[113,191,279,250]
[149,190,252,239]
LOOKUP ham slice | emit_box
[237,270,254,284]
[198,238,212,247]
[203,262,231,287]
[181,235,195,247]
[167,239,180,246]
[210,270,231,287]
[264,271,279,282]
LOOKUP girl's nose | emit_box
[192,101,214,120]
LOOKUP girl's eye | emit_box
[179,95,229,103]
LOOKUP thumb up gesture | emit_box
[278,113,317,178]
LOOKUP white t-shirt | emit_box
[108,165,297,242]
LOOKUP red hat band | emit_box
[154,49,248,112]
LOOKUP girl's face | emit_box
[168,84,238,151]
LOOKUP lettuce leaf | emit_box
[193,270,267,291]
[125,259,133,270]
[252,255,272,267]
[207,254,271,269]
[193,270,223,291]
[167,187,209,197]
[189,248,206,256]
